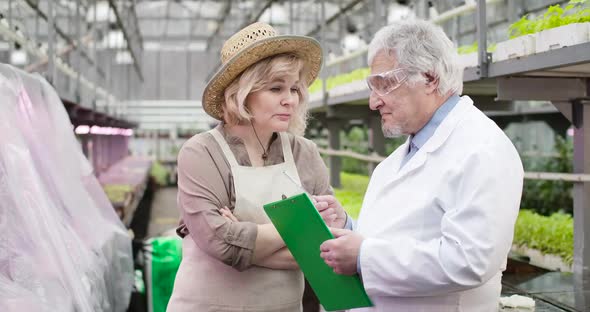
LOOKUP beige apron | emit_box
[167,128,304,312]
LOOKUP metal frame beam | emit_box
[108,0,144,81]
[136,15,218,22]
[305,0,365,37]
[19,0,102,77]
[205,0,231,51]
[323,104,378,119]
[497,77,590,102]
[241,0,274,30]
[142,34,209,41]
[476,0,489,78]
[572,101,590,310]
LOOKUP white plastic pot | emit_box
[535,22,590,53]
[309,90,323,103]
[328,79,368,98]
[457,52,478,68]
[493,34,536,61]
[511,245,572,272]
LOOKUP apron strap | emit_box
[279,132,295,165]
[278,132,303,191]
[209,128,240,168]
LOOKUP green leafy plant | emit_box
[334,172,370,219]
[103,184,133,203]
[337,127,406,175]
[150,161,170,186]
[341,127,370,175]
[508,0,590,38]
[513,209,574,265]
[520,136,573,215]
[309,67,370,94]
[457,42,497,54]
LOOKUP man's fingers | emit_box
[320,252,337,268]
[315,201,329,212]
[313,195,335,205]
[319,208,334,218]
[320,239,334,252]
[330,227,350,238]
[330,214,337,222]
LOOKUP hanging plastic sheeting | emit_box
[0,64,133,311]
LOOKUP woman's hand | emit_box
[219,206,238,222]
[218,206,287,265]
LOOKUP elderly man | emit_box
[315,19,524,311]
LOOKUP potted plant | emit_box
[456,42,496,68]
[512,210,573,272]
[494,0,589,61]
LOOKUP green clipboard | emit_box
[263,193,373,311]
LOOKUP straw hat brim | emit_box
[203,35,323,120]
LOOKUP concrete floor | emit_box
[147,186,180,238]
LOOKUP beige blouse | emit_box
[176,123,333,271]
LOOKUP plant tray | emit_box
[535,22,590,53]
[493,35,536,61]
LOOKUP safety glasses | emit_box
[366,68,408,97]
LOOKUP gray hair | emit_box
[367,19,463,95]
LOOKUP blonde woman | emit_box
[167,22,338,312]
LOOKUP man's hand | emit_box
[320,228,364,275]
[313,195,347,228]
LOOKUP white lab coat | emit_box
[355,96,524,312]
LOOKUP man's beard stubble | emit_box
[382,123,404,138]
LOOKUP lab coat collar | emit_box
[385,95,474,184]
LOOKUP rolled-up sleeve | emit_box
[177,142,258,271]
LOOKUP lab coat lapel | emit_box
[376,96,473,190]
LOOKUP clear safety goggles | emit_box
[366,68,408,97]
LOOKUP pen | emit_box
[282,170,309,196]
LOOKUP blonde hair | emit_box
[222,53,311,136]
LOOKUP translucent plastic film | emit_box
[0,64,133,311]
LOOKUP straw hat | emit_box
[202,22,323,120]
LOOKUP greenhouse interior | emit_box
[1,0,589,311]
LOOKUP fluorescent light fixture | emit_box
[75,125,90,134]
[388,3,415,24]
[116,51,133,64]
[86,1,116,23]
[188,41,207,51]
[10,50,28,65]
[75,125,133,136]
[103,30,125,48]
